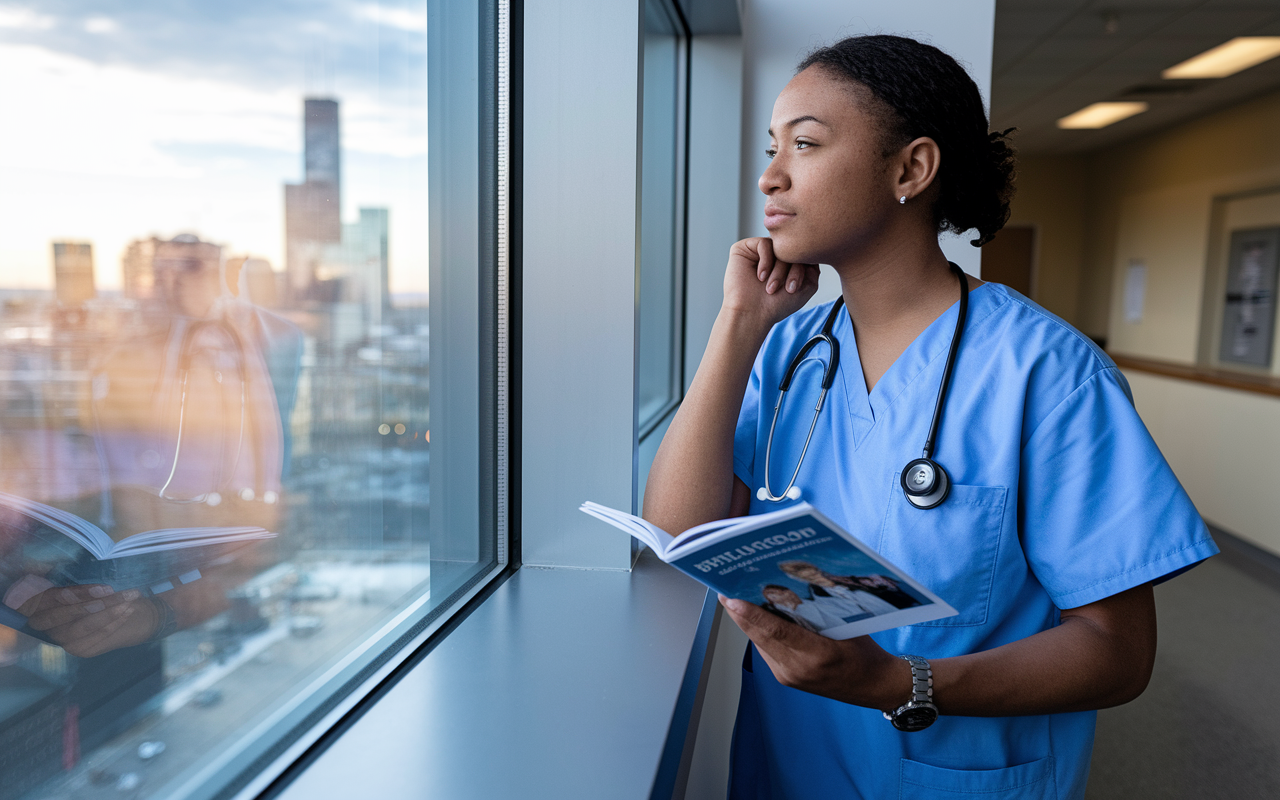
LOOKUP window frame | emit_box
[636,0,693,443]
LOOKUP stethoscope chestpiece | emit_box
[900,458,951,510]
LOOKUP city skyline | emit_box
[0,3,428,293]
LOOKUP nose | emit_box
[759,153,787,195]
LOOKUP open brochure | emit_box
[0,490,274,599]
[580,501,956,639]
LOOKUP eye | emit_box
[764,147,777,159]
[795,140,812,150]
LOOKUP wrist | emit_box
[872,652,915,713]
[148,595,179,641]
[714,305,775,342]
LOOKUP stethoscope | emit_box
[756,262,969,510]
[157,318,273,507]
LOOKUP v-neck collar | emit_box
[834,283,1000,439]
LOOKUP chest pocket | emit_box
[877,476,1008,628]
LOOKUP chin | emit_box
[768,231,822,266]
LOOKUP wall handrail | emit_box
[1111,353,1280,399]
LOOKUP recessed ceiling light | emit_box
[1163,37,1280,79]
[1056,102,1149,130]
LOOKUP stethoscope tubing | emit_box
[156,318,261,505]
[758,263,969,505]
[758,298,845,503]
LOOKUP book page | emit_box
[579,502,672,554]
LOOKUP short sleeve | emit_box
[1021,367,1219,609]
[733,355,764,491]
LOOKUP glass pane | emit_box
[0,2,500,798]
[637,0,685,432]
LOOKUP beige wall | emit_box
[1124,370,1280,558]
[1006,155,1087,325]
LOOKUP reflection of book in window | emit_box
[580,501,955,640]
[0,490,274,600]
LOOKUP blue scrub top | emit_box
[729,283,1218,800]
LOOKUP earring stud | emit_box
[899,195,907,204]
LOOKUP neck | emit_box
[830,227,957,333]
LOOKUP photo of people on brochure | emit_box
[760,561,925,632]
[672,517,942,638]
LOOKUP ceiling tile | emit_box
[995,8,1080,37]
[1153,9,1278,37]
[1051,8,1175,38]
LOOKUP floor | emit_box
[1086,531,1280,798]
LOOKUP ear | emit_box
[892,136,940,204]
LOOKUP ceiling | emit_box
[991,0,1280,154]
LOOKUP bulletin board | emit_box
[1218,228,1280,368]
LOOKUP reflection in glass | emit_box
[0,2,499,797]
[637,0,688,435]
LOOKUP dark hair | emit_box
[797,35,1015,246]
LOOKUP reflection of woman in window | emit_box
[7,237,300,658]
[643,34,1216,799]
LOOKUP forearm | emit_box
[870,584,1158,716]
[642,309,771,534]
[730,583,1157,719]
[928,611,1154,716]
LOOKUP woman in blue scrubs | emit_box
[643,35,1217,800]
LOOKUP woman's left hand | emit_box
[720,595,910,711]
[18,585,159,658]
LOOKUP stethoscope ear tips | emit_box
[757,485,803,502]
[901,458,950,510]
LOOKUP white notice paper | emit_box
[1124,260,1146,324]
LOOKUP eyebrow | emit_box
[767,115,828,137]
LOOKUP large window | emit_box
[637,0,689,439]
[0,1,507,797]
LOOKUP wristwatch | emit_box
[149,595,179,641]
[884,654,939,732]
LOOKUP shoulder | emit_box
[967,284,1129,437]
[975,283,1112,372]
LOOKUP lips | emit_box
[763,204,794,229]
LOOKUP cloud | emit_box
[354,3,426,33]
[83,16,117,34]
[0,1,427,101]
[0,5,54,29]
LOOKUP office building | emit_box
[121,236,160,300]
[285,98,342,297]
[51,241,95,308]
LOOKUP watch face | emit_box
[892,705,939,732]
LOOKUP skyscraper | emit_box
[121,236,161,300]
[318,207,391,331]
[285,98,342,296]
[51,241,95,307]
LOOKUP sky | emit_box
[0,0,429,293]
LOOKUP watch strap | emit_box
[901,653,933,704]
[882,654,938,731]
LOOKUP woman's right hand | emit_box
[722,237,821,328]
